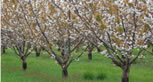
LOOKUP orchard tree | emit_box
[2,0,41,70]
[1,28,10,54]
[63,0,153,82]
[87,43,94,60]
[85,34,101,60]
[28,0,88,78]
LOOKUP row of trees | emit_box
[2,0,153,82]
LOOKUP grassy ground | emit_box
[1,48,153,82]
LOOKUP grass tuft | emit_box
[83,72,94,80]
[96,73,107,80]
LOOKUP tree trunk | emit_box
[21,57,27,70]
[22,61,27,70]
[88,52,92,60]
[36,52,40,57]
[2,46,6,54]
[121,66,130,82]
[62,67,68,78]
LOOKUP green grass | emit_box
[1,48,153,82]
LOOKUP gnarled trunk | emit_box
[88,52,92,60]
[121,66,130,82]
[21,56,27,70]
[22,60,27,70]
[62,67,68,78]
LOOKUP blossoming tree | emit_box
[2,0,41,70]
[28,0,89,77]
[62,0,153,82]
